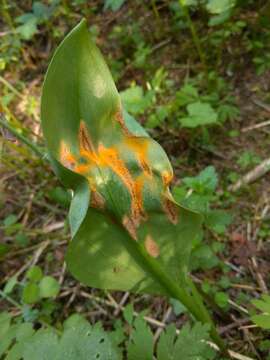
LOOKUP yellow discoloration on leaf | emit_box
[145,235,160,258]
[59,141,76,170]
[162,170,173,187]
[59,119,178,236]
[124,137,152,178]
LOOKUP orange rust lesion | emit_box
[73,163,91,174]
[59,120,158,236]
[91,190,105,209]
[163,197,179,225]
[115,109,131,136]
[98,143,146,229]
[145,235,160,258]
[124,137,152,178]
[78,121,147,234]
[59,141,76,170]
[162,170,173,187]
[123,215,138,240]
[79,121,94,152]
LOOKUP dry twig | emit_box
[229,158,270,192]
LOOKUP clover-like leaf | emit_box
[41,20,202,297]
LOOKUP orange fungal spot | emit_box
[115,110,130,135]
[59,120,158,235]
[162,170,173,187]
[123,215,138,240]
[163,198,179,225]
[124,138,152,178]
[145,235,160,257]
[59,141,76,170]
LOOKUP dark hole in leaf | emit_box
[99,338,105,343]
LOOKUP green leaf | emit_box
[205,210,232,234]
[16,17,38,40]
[127,316,153,360]
[6,323,34,360]
[215,292,229,309]
[157,324,177,359]
[3,214,18,227]
[251,314,270,329]
[22,329,58,360]
[39,276,60,298]
[251,295,270,329]
[0,312,12,339]
[68,180,90,237]
[157,323,216,360]
[22,283,40,304]
[66,207,200,295]
[103,0,126,11]
[120,85,152,115]
[180,102,218,128]
[123,304,134,325]
[208,10,232,26]
[183,166,218,194]
[175,84,199,107]
[48,186,71,207]
[26,266,43,282]
[41,19,202,298]
[56,323,120,360]
[0,244,10,259]
[206,0,235,14]
[3,277,17,295]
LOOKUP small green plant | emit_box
[22,266,60,305]
[237,151,261,170]
[141,77,239,130]
[3,265,60,306]
[103,0,126,12]
[15,1,59,40]
[251,294,270,329]
[40,20,226,350]
[0,310,218,359]
[173,166,232,272]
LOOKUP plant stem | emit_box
[135,241,228,354]
[0,75,24,99]
[0,289,22,309]
[178,1,208,76]
[0,116,45,159]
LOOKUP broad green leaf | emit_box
[206,0,235,14]
[180,102,218,128]
[22,283,40,304]
[182,166,218,194]
[22,329,58,360]
[205,210,232,234]
[251,295,270,329]
[251,314,270,329]
[26,266,43,282]
[41,20,202,297]
[120,85,152,115]
[39,276,60,298]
